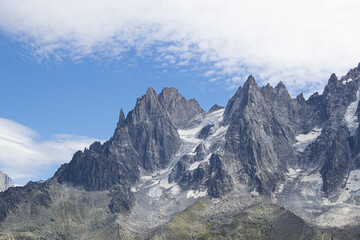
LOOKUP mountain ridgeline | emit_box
[2,65,360,239]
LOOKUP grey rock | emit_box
[158,87,205,129]
[208,104,224,113]
[0,171,14,192]
[196,124,213,139]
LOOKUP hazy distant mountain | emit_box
[0,171,14,192]
[2,65,360,239]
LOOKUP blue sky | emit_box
[0,33,235,185]
[0,0,360,185]
[0,35,233,140]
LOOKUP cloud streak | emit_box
[0,118,99,185]
[0,0,360,94]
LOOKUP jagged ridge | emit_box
[1,64,360,238]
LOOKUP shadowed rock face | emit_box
[0,181,51,223]
[54,87,204,191]
[223,76,300,194]
[169,153,233,198]
[221,67,360,197]
[158,87,205,129]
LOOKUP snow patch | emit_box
[178,127,203,144]
[301,171,322,185]
[347,170,360,191]
[342,78,353,85]
[277,184,284,193]
[188,161,202,171]
[321,170,360,206]
[186,189,208,198]
[344,88,360,136]
[148,186,163,198]
[141,176,153,181]
[159,178,176,189]
[293,128,322,152]
[212,126,228,137]
[250,188,259,196]
[287,168,302,178]
[170,185,181,195]
[188,153,211,171]
[146,180,160,188]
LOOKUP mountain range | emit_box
[1,65,360,239]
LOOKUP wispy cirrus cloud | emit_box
[0,118,99,185]
[0,0,360,95]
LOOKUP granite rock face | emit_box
[53,87,205,213]
[158,87,205,129]
[223,76,297,194]
[221,67,360,199]
[0,171,14,192]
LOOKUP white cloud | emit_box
[203,70,215,77]
[0,0,360,95]
[0,118,99,185]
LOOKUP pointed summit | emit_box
[329,73,338,83]
[296,93,305,102]
[244,75,257,87]
[159,87,180,100]
[275,81,286,90]
[146,87,157,96]
[117,108,126,128]
[158,87,205,128]
[208,104,224,113]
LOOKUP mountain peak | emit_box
[208,104,224,113]
[160,87,180,98]
[329,73,338,83]
[146,87,157,97]
[244,75,257,87]
[117,108,125,128]
[158,87,205,128]
[275,81,286,90]
[296,92,305,102]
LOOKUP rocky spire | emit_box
[329,73,338,84]
[243,75,258,88]
[158,87,205,129]
[117,108,126,129]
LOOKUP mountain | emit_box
[1,66,360,239]
[0,172,14,192]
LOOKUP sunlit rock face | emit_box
[2,65,360,238]
[0,171,14,192]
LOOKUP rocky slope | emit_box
[2,65,360,239]
[150,193,360,240]
[0,171,14,192]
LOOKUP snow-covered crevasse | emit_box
[293,127,322,152]
[344,88,360,136]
